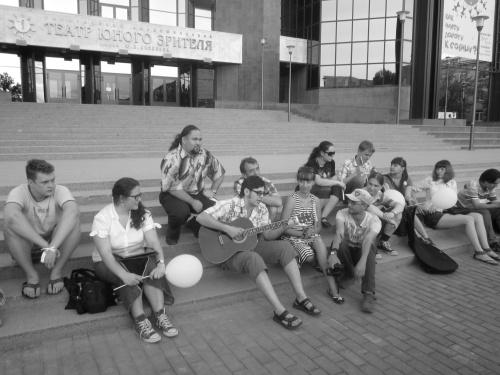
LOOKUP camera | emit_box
[326,263,344,278]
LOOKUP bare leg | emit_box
[383,213,402,236]
[321,195,340,219]
[468,212,490,248]
[48,219,81,293]
[143,284,165,313]
[312,237,339,296]
[436,214,494,261]
[282,259,308,303]
[413,216,430,239]
[4,226,40,298]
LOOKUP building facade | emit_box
[0,0,499,122]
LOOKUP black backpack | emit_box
[406,207,458,274]
[64,269,116,314]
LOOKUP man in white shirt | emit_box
[4,159,81,298]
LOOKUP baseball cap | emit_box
[345,189,372,205]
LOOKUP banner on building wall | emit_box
[441,0,495,61]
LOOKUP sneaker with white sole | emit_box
[156,308,179,337]
[375,251,382,260]
[133,315,161,343]
[377,240,398,256]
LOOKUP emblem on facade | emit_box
[9,15,36,39]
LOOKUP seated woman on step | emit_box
[281,167,344,305]
[90,177,177,343]
[383,157,435,246]
[412,160,500,266]
[303,141,346,229]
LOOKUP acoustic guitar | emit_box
[199,213,312,264]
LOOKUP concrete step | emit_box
[0,223,476,350]
[413,125,500,132]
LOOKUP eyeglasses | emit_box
[250,189,266,197]
[128,193,142,201]
[325,151,336,156]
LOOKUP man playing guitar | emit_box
[197,176,321,330]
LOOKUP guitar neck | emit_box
[243,219,289,237]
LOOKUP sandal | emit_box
[46,278,65,295]
[293,298,321,315]
[327,288,345,305]
[273,310,303,330]
[22,282,40,299]
[484,250,500,261]
[473,251,498,266]
[321,217,332,228]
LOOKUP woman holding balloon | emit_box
[91,177,177,343]
[412,160,500,265]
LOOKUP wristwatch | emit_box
[212,189,217,195]
[156,259,165,265]
[329,249,338,256]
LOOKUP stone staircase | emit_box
[0,102,498,350]
[412,125,500,149]
[0,102,460,161]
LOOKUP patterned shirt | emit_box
[203,196,270,228]
[412,176,457,212]
[160,145,225,194]
[336,208,381,248]
[367,190,395,209]
[233,176,278,197]
[338,155,374,182]
[457,180,497,208]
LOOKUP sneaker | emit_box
[377,240,398,256]
[361,292,375,313]
[375,251,382,260]
[166,226,180,245]
[133,315,161,343]
[155,308,178,337]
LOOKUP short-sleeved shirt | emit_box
[336,208,381,248]
[233,176,278,197]
[203,196,270,228]
[160,144,225,194]
[457,180,497,208]
[367,190,396,209]
[338,155,374,182]
[90,204,161,262]
[383,175,414,195]
[412,177,457,212]
[6,185,75,236]
[305,159,336,180]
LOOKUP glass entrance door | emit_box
[101,73,131,105]
[151,77,178,106]
[46,70,81,103]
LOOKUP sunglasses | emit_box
[250,189,266,197]
[325,151,336,156]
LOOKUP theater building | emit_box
[0,0,499,122]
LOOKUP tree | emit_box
[0,72,22,102]
[372,69,396,85]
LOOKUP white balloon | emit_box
[431,188,457,210]
[383,189,406,205]
[165,254,203,288]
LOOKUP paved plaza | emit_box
[2,251,500,375]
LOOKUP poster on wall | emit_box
[441,0,495,61]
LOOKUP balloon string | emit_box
[114,275,151,291]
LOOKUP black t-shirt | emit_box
[305,159,336,179]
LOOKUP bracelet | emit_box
[329,249,338,256]
[40,247,60,263]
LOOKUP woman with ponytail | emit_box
[303,141,346,228]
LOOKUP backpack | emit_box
[406,207,458,274]
[63,269,116,314]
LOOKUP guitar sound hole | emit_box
[233,235,245,243]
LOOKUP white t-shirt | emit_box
[6,185,75,236]
[336,208,381,248]
[90,204,161,262]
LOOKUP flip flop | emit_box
[484,250,500,261]
[46,278,65,295]
[473,252,498,266]
[22,282,41,299]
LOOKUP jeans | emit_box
[337,241,376,294]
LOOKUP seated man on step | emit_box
[4,159,81,298]
[329,188,381,313]
[233,157,282,222]
[338,140,377,194]
[197,175,320,330]
[159,125,225,245]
